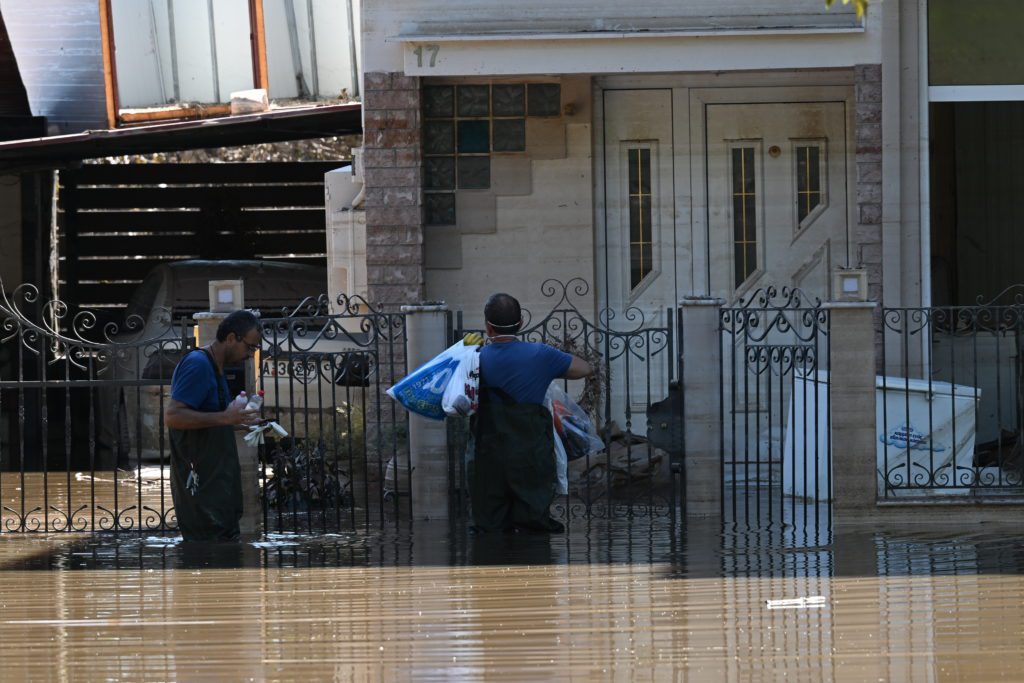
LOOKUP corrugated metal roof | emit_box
[0,0,107,134]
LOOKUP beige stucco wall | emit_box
[0,175,21,286]
[424,75,595,326]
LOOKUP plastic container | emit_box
[782,370,981,500]
[245,390,265,411]
[232,391,247,407]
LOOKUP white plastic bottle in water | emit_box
[232,390,247,407]
[245,390,265,411]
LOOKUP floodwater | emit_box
[1,520,1023,681]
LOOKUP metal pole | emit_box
[207,0,220,102]
[167,0,180,102]
[345,0,359,97]
[284,0,310,98]
[306,0,319,98]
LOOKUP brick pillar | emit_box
[854,64,884,360]
[362,72,425,308]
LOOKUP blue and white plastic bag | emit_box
[387,341,478,420]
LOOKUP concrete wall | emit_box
[423,75,595,326]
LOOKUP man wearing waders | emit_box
[470,293,592,533]
[164,310,262,541]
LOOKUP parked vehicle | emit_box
[99,259,369,466]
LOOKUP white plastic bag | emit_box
[545,383,604,462]
[551,423,569,495]
[386,341,478,421]
[442,346,480,417]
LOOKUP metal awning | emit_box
[0,102,361,173]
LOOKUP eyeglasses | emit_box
[242,340,260,353]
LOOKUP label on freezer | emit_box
[880,423,945,452]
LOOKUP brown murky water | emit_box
[0,523,1023,681]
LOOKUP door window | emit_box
[795,142,827,229]
[628,147,654,290]
[731,146,758,288]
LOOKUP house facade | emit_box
[359,0,1024,332]
[359,0,906,328]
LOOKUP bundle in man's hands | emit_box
[545,383,605,494]
[386,338,481,420]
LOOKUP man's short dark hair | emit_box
[216,310,260,342]
[484,293,522,332]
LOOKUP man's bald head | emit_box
[484,293,522,333]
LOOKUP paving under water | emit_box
[1,518,1023,681]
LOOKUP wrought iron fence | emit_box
[257,293,410,533]
[448,278,681,522]
[0,282,410,534]
[881,288,1024,499]
[0,282,191,532]
[720,287,831,530]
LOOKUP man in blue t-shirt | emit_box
[470,293,592,533]
[164,310,262,541]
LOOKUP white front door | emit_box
[598,89,677,433]
[600,89,678,319]
[706,102,849,303]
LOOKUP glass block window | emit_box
[424,121,454,155]
[457,120,490,153]
[457,85,490,117]
[425,157,455,191]
[795,144,823,224]
[492,84,525,116]
[493,119,526,152]
[424,86,454,118]
[423,82,560,226]
[628,148,654,290]
[425,193,456,226]
[732,147,757,288]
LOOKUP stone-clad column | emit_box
[680,298,725,518]
[402,304,450,519]
[827,302,878,516]
[362,72,425,308]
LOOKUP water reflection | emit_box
[0,521,1023,680]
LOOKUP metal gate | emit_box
[448,278,682,522]
[720,287,831,531]
[257,294,410,533]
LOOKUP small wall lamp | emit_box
[209,279,245,313]
[832,268,868,302]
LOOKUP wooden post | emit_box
[97,0,119,128]
[249,0,269,92]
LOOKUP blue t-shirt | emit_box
[479,341,573,405]
[171,350,229,412]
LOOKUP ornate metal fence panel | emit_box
[720,288,831,530]
[449,278,681,522]
[257,294,410,533]
[881,288,1024,499]
[0,282,411,535]
[0,282,191,533]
